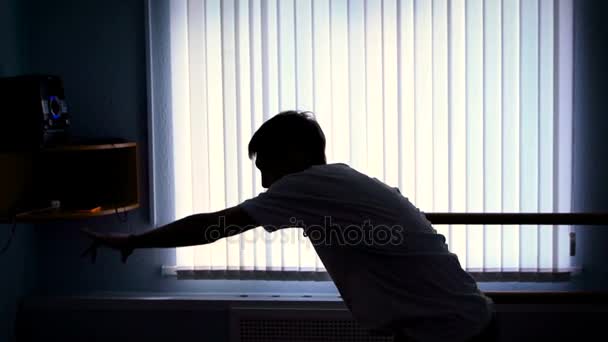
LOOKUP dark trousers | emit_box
[393,313,499,342]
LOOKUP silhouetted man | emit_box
[84,110,496,341]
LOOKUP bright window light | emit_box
[152,0,573,274]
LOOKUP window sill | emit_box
[22,289,608,307]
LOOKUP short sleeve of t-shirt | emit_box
[239,171,330,233]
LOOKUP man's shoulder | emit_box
[268,163,357,193]
[310,162,352,172]
[280,163,353,181]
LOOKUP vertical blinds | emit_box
[157,0,573,273]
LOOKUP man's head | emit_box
[249,110,327,188]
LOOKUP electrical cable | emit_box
[0,214,17,255]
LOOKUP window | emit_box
[147,0,573,275]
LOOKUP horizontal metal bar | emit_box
[173,269,572,282]
[486,291,608,305]
[423,213,608,225]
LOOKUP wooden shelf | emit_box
[41,142,136,152]
[16,203,139,222]
[1,141,140,222]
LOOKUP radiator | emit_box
[230,307,394,342]
[18,295,608,342]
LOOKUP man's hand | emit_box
[81,228,135,264]
[79,206,257,262]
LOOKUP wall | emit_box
[22,0,156,295]
[0,1,36,341]
[572,0,608,284]
[0,222,35,342]
[0,0,21,76]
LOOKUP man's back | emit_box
[241,163,494,342]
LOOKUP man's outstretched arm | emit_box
[131,206,257,248]
[81,205,258,263]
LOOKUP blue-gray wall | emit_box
[1,1,36,341]
[22,0,158,295]
[0,0,21,76]
[572,0,608,284]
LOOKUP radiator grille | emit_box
[232,308,394,342]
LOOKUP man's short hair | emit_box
[248,110,326,166]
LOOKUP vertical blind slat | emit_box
[538,0,555,271]
[414,0,434,213]
[261,0,281,270]
[347,0,367,172]
[520,0,540,271]
[501,0,521,271]
[448,0,467,265]
[205,0,228,270]
[398,0,417,204]
[331,0,350,167]
[249,0,267,271]
[432,0,450,243]
[312,0,331,271]
[466,0,484,271]
[187,0,211,269]
[383,0,399,188]
[555,0,574,271]
[235,0,255,270]
[295,0,317,272]
[483,0,502,271]
[365,0,385,181]
[172,0,195,267]
[277,0,299,271]
[222,0,241,270]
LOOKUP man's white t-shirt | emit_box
[240,163,493,342]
